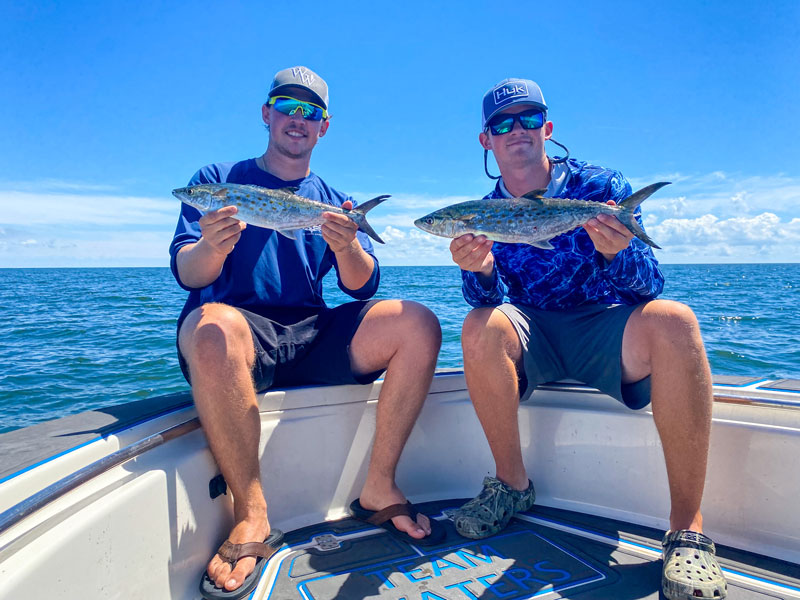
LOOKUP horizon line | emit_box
[2,261,800,270]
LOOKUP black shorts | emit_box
[496,302,652,410]
[177,300,384,392]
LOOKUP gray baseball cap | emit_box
[268,66,329,110]
[482,78,547,127]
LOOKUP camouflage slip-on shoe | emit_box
[662,529,727,599]
[451,476,535,539]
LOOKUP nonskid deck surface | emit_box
[260,501,800,600]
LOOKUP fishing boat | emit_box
[1,371,798,599]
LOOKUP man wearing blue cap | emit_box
[448,78,726,600]
[171,65,445,600]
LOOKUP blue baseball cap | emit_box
[482,78,547,128]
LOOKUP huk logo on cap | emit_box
[291,67,315,86]
[494,82,528,105]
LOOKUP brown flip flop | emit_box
[199,529,284,599]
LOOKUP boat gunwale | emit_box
[2,374,799,487]
[1,374,799,541]
[2,377,798,487]
[0,418,200,537]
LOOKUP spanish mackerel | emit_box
[414,182,668,249]
[172,183,389,244]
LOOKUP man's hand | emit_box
[322,200,359,253]
[177,206,246,288]
[450,234,494,276]
[199,206,246,256]
[582,201,634,263]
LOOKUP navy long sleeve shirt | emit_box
[170,159,379,325]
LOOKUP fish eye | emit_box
[425,217,434,225]
[187,189,193,195]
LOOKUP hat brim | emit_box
[268,84,327,110]
[483,101,547,128]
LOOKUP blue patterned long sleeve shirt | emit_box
[461,159,664,310]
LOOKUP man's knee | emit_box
[641,300,702,345]
[396,300,442,352]
[179,303,253,365]
[462,307,519,362]
[355,300,441,359]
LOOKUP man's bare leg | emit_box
[350,300,442,539]
[179,303,268,593]
[621,299,713,533]
[460,307,528,491]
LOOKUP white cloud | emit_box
[373,226,452,266]
[0,189,176,226]
[354,192,474,214]
[0,179,121,193]
[0,228,171,267]
[651,213,800,245]
[650,214,800,263]
[0,186,177,267]
[631,172,800,222]
[354,193,476,232]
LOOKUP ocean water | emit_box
[0,264,798,433]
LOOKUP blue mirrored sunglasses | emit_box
[487,109,545,135]
[268,96,328,121]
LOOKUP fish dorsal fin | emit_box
[211,188,229,199]
[279,186,300,194]
[521,188,547,200]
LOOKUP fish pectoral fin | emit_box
[278,186,301,194]
[521,188,547,200]
[458,213,479,222]
[211,188,229,200]
[527,239,554,250]
[276,229,299,240]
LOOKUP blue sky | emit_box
[2,1,798,267]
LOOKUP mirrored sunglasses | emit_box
[487,109,545,135]
[268,96,328,121]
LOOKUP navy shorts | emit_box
[496,302,652,410]
[178,300,384,392]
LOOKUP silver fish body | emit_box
[172,183,389,244]
[414,182,669,249]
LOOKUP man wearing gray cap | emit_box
[447,78,726,600]
[170,65,445,599]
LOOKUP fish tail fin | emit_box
[617,182,670,249]
[619,182,671,212]
[349,195,390,244]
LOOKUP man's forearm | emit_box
[176,240,228,289]
[476,260,496,289]
[334,241,375,291]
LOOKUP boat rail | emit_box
[0,418,199,537]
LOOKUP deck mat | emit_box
[713,375,767,387]
[261,501,799,599]
[757,379,800,392]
